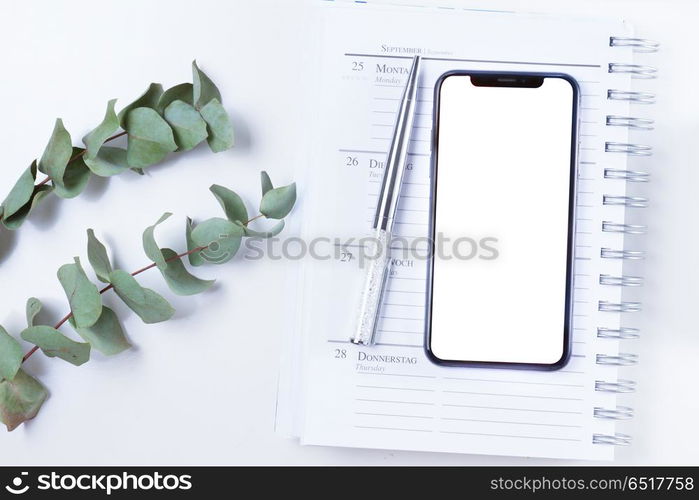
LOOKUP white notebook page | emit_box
[280,2,635,460]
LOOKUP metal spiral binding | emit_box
[607,90,655,104]
[600,248,645,260]
[599,274,644,287]
[597,327,640,339]
[608,63,658,79]
[609,37,660,53]
[595,379,638,393]
[593,433,632,446]
[605,142,653,156]
[598,301,642,313]
[602,221,647,234]
[596,353,639,366]
[594,407,635,420]
[593,36,657,448]
[603,195,649,208]
[604,169,650,182]
[606,115,654,130]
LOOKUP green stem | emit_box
[35,130,128,188]
[244,214,265,226]
[21,243,208,364]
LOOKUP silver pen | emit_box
[351,55,422,346]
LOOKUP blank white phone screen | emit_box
[429,74,576,366]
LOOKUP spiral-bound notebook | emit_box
[276,1,655,460]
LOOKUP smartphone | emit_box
[425,71,579,369]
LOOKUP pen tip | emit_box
[411,55,422,74]
[407,56,421,87]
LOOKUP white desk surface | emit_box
[0,0,696,465]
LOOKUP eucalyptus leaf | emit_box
[158,248,215,296]
[199,98,234,153]
[26,297,42,327]
[0,325,23,381]
[38,118,72,178]
[32,185,53,207]
[125,107,178,168]
[83,99,119,160]
[118,83,164,127]
[52,148,91,199]
[0,369,48,432]
[190,217,243,265]
[163,100,208,151]
[142,212,172,269]
[186,217,206,267]
[1,185,53,230]
[57,257,102,328]
[260,171,273,196]
[192,60,222,109]
[235,219,285,238]
[87,229,113,283]
[83,147,130,177]
[259,182,297,220]
[1,161,37,219]
[21,326,90,366]
[109,270,175,324]
[69,306,130,356]
[157,83,194,114]
[210,184,247,223]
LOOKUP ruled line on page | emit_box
[356,425,433,432]
[339,147,430,157]
[382,302,425,308]
[373,96,434,104]
[375,343,423,348]
[441,403,584,415]
[377,329,423,334]
[367,179,430,186]
[371,137,431,143]
[356,398,435,406]
[344,52,602,69]
[355,412,434,419]
[357,372,437,379]
[438,431,582,442]
[364,218,429,227]
[356,385,435,392]
[442,377,585,388]
[326,339,422,349]
[442,390,584,401]
[440,417,583,429]
[379,316,423,321]
[372,123,431,130]
[332,242,428,250]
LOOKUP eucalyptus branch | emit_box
[244,214,265,226]
[0,61,234,253]
[0,173,297,431]
[35,132,127,189]
[21,244,208,364]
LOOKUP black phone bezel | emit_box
[424,70,580,370]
